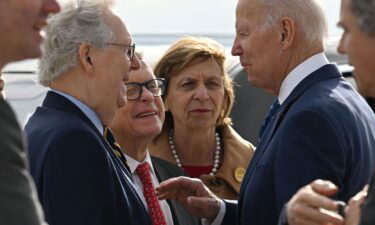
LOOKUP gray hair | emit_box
[349,0,375,36]
[259,0,328,46]
[38,0,116,86]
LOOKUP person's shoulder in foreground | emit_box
[0,0,60,224]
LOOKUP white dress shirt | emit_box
[125,152,175,225]
[278,52,329,104]
[206,52,330,225]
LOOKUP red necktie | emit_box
[136,162,167,225]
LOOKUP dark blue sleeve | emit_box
[274,109,345,213]
[222,200,238,225]
[41,129,117,225]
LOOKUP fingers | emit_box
[186,196,221,220]
[299,181,338,210]
[157,176,200,191]
[287,216,330,225]
[310,179,339,197]
[156,176,206,200]
[287,198,343,225]
[156,176,221,220]
[344,187,368,225]
[287,180,344,225]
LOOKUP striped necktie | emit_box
[103,127,132,174]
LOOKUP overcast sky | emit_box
[4,0,342,71]
[113,0,342,37]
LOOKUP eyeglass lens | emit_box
[126,79,164,100]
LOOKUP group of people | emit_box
[1,0,375,225]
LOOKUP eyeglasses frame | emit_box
[125,78,166,100]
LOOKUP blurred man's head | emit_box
[0,0,60,69]
[231,0,327,95]
[338,0,375,98]
[39,0,140,125]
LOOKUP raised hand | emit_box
[156,176,221,222]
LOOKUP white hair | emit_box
[259,0,328,46]
[38,0,116,86]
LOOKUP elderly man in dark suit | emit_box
[155,0,375,224]
[0,0,60,224]
[24,1,152,225]
[280,0,375,224]
[109,52,201,225]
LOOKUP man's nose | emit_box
[231,36,242,56]
[337,35,346,55]
[130,54,141,71]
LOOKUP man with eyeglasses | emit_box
[108,51,201,225]
[24,1,153,225]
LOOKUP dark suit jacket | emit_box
[151,156,201,225]
[359,173,375,225]
[0,98,46,225]
[25,91,152,225]
[222,64,375,225]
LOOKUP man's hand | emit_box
[156,176,221,222]
[344,185,368,225]
[286,179,344,225]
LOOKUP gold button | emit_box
[234,167,246,183]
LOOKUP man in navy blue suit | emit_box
[25,1,152,225]
[155,0,375,224]
[279,0,375,224]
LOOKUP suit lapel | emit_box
[42,91,96,131]
[239,64,342,200]
[42,91,134,180]
[152,157,169,182]
[151,158,180,225]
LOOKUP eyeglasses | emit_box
[107,43,135,61]
[125,78,166,100]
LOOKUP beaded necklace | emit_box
[168,129,220,175]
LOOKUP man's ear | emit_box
[279,17,295,50]
[78,43,94,73]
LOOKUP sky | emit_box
[113,0,342,37]
[4,0,343,71]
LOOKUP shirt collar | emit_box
[124,151,156,176]
[51,89,104,135]
[278,52,329,104]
